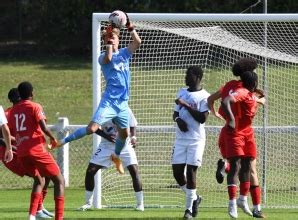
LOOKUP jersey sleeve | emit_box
[174,89,184,112]
[98,52,105,65]
[121,47,132,60]
[33,104,46,123]
[0,106,8,126]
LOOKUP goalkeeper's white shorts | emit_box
[90,142,138,168]
[171,139,206,167]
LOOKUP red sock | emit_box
[37,189,48,211]
[228,185,237,200]
[55,196,64,220]
[29,192,42,215]
[240,181,250,196]
[250,185,261,205]
[225,162,230,173]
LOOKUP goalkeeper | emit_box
[77,107,144,212]
[49,12,141,175]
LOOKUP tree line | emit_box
[0,0,296,57]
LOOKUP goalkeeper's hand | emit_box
[124,12,134,32]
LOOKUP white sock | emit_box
[185,188,196,212]
[239,195,248,201]
[29,214,36,220]
[85,190,94,205]
[253,204,261,211]
[180,184,187,194]
[135,191,144,206]
[229,199,236,205]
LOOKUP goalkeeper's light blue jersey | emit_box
[98,47,132,101]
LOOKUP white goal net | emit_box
[89,13,297,209]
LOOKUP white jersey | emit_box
[0,106,8,126]
[174,88,210,143]
[101,107,137,145]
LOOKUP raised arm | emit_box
[125,13,141,54]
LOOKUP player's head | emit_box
[240,71,258,92]
[185,66,203,87]
[232,58,258,77]
[18,81,33,100]
[101,27,120,48]
[8,88,21,105]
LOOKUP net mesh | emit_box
[0,17,296,209]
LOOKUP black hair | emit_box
[8,88,21,104]
[186,66,203,80]
[232,58,258,77]
[240,71,258,92]
[18,81,33,100]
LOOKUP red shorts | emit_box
[220,126,256,159]
[18,151,60,177]
[0,147,26,177]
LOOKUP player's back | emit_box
[8,100,46,156]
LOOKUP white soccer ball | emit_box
[108,10,127,28]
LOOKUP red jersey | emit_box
[7,100,47,157]
[218,80,243,119]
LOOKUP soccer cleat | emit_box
[252,209,266,218]
[228,203,238,219]
[236,198,253,216]
[192,194,202,217]
[36,210,52,218]
[183,209,193,219]
[77,203,92,211]
[216,159,226,184]
[111,154,124,174]
[42,208,55,217]
[135,204,144,211]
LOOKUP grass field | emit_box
[0,188,297,219]
[0,57,297,218]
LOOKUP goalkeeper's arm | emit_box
[126,13,141,54]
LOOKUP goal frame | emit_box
[92,13,298,209]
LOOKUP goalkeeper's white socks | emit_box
[85,190,94,205]
[185,188,196,212]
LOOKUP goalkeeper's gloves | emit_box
[124,12,134,32]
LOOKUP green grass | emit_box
[0,188,297,219]
[0,57,297,217]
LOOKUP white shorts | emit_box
[171,139,206,167]
[90,141,138,168]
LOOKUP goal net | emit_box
[90,13,298,209]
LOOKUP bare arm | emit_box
[207,90,225,120]
[95,128,116,143]
[128,30,141,54]
[2,124,13,162]
[39,119,56,142]
[221,96,236,129]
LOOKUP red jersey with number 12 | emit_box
[8,100,47,157]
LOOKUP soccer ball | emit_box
[108,10,127,28]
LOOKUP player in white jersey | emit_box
[0,105,13,163]
[171,66,210,219]
[77,107,144,211]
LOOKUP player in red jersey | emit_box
[1,88,54,218]
[7,82,64,220]
[207,58,265,218]
[220,71,259,218]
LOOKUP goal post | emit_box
[91,13,298,209]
